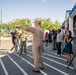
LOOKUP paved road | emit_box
[0,40,76,75]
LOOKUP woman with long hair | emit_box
[63,30,73,64]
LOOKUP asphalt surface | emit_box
[0,39,76,75]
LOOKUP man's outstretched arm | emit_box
[16,25,35,33]
[21,26,35,33]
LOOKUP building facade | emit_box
[62,3,76,37]
[62,3,76,70]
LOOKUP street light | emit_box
[0,9,2,46]
[0,9,2,24]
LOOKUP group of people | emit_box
[10,20,73,73]
[10,30,27,55]
[44,28,73,65]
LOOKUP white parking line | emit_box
[43,56,74,69]
[27,46,66,57]
[14,52,48,75]
[5,52,28,75]
[28,51,74,69]
[44,50,66,57]
[27,54,69,75]
[26,47,66,61]
[0,58,9,75]
[43,53,66,61]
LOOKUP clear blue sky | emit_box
[0,0,76,23]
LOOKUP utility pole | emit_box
[0,9,2,46]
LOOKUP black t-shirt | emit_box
[11,32,16,42]
[53,33,57,40]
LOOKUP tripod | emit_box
[67,53,76,69]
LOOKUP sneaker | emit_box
[58,55,61,57]
[66,60,68,63]
[54,48,56,50]
[9,50,13,53]
[40,67,44,70]
[32,69,40,73]
[52,48,55,50]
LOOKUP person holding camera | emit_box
[63,30,73,64]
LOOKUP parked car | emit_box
[27,35,33,41]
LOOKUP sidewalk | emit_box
[0,39,13,50]
[72,37,76,70]
[0,37,11,40]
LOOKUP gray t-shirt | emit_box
[57,33,62,42]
